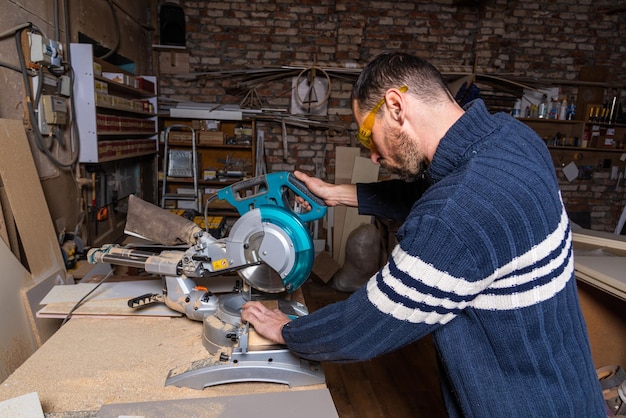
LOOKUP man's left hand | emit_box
[240,301,291,345]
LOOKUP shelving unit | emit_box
[70,43,159,246]
[158,118,256,214]
[521,118,626,151]
[71,43,158,163]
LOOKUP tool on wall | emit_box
[86,172,327,389]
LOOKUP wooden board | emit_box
[574,256,626,301]
[37,280,181,319]
[0,317,324,414]
[0,392,44,418]
[332,147,362,263]
[577,280,626,370]
[0,119,65,283]
[337,157,379,266]
[573,228,626,252]
[0,240,37,382]
[0,187,20,262]
[0,192,8,247]
[21,274,64,347]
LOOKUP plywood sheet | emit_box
[574,256,626,301]
[334,147,361,183]
[0,119,65,283]
[0,194,8,247]
[573,228,626,252]
[337,157,379,266]
[0,392,44,418]
[21,273,64,347]
[332,146,361,262]
[0,317,323,414]
[37,280,181,318]
[0,240,37,382]
[577,281,626,370]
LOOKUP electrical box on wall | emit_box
[27,32,63,68]
[38,95,68,135]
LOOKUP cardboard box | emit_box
[166,131,225,145]
[94,80,108,94]
[310,251,340,284]
[102,72,124,84]
[198,131,225,145]
[135,77,155,94]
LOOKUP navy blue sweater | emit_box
[282,99,605,417]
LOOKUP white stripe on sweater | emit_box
[367,207,572,323]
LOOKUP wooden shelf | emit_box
[98,131,157,137]
[95,75,155,98]
[96,103,156,117]
[548,145,626,152]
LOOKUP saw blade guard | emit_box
[259,205,315,292]
[228,205,315,293]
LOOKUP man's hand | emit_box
[240,301,290,345]
[293,170,358,208]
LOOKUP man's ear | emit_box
[385,88,405,123]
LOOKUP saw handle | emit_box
[216,172,327,223]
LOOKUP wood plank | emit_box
[21,273,64,346]
[40,280,164,304]
[0,392,44,418]
[574,256,626,301]
[0,192,8,247]
[572,228,626,252]
[577,281,626,370]
[333,147,361,262]
[337,157,379,265]
[0,119,66,283]
[0,240,38,382]
[0,317,318,414]
[0,187,20,261]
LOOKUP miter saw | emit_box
[86,172,327,389]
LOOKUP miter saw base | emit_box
[165,348,325,389]
[165,292,324,389]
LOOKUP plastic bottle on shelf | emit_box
[559,97,567,120]
[548,97,559,120]
[538,94,549,119]
[512,100,521,118]
[566,97,576,120]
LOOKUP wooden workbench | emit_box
[0,316,334,416]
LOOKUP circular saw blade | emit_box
[228,206,315,294]
[237,264,285,293]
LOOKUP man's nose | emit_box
[370,151,382,165]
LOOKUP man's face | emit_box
[377,125,428,182]
[353,96,428,182]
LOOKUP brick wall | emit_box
[157,0,626,229]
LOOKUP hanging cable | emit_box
[97,0,121,60]
[14,26,79,168]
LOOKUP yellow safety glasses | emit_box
[356,85,408,151]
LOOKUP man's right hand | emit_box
[293,170,358,208]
